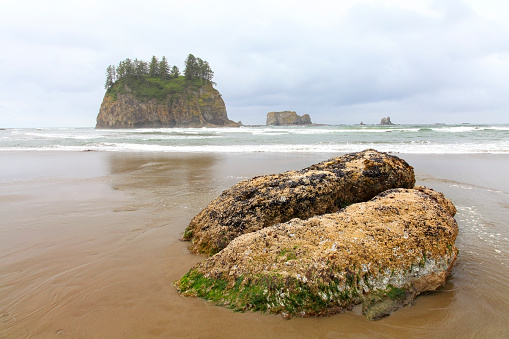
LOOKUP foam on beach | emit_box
[1,124,508,154]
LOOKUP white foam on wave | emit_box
[430,126,488,133]
[2,125,508,154]
[24,132,104,140]
[4,141,507,154]
[486,126,509,131]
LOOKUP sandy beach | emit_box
[1,151,508,338]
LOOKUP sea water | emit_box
[1,124,508,153]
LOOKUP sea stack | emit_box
[97,54,239,128]
[379,117,395,125]
[266,111,312,126]
[96,81,239,128]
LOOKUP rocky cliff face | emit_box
[96,82,239,128]
[266,111,312,126]
[380,117,395,125]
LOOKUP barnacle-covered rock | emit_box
[175,186,458,320]
[183,149,415,255]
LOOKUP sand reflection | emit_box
[3,152,508,338]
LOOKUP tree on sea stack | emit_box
[149,55,159,77]
[184,54,214,84]
[197,58,214,84]
[170,65,180,78]
[184,54,198,80]
[105,65,116,89]
[134,59,149,79]
[159,56,170,80]
[104,54,215,87]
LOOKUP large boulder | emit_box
[175,186,458,320]
[183,149,415,255]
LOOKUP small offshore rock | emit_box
[175,186,458,320]
[183,149,415,255]
[379,117,395,125]
[266,111,312,126]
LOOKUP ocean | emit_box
[1,124,508,337]
[1,123,509,153]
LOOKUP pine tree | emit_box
[116,60,126,79]
[124,58,135,77]
[159,56,170,80]
[105,65,116,89]
[116,58,135,79]
[184,54,198,80]
[170,65,180,78]
[105,53,215,90]
[205,62,214,82]
[135,59,149,77]
[197,58,205,84]
[149,56,159,77]
[198,58,214,83]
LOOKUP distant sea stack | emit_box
[96,54,239,128]
[379,117,395,125]
[266,111,312,126]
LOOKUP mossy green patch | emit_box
[175,269,360,316]
[182,227,193,240]
[362,284,408,320]
[386,285,406,300]
[278,248,297,261]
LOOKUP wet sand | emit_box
[1,151,508,338]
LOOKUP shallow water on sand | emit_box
[0,152,508,338]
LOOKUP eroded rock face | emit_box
[380,117,395,125]
[183,149,415,255]
[266,111,312,126]
[175,186,458,320]
[96,82,239,128]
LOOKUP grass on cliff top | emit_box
[106,75,205,102]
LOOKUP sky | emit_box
[1,0,509,127]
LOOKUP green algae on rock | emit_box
[183,149,415,255]
[175,186,458,320]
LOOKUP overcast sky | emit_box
[1,0,508,127]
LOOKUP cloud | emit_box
[1,0,508,127]
[221,0,509,124]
